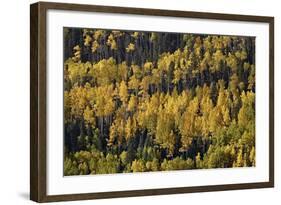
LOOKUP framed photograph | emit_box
[30,1,274,202]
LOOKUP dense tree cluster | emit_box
[63,28,255,175]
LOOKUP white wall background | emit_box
[0,0,279,204]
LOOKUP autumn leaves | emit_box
[63,29,255,175]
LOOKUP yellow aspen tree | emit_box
[119,81,128,104]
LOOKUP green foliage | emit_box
[161,157,194,171]
[131,159,146,172]
[64,150,120,175]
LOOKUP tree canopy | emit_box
[63,28,255,175]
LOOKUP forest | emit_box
[63,28,255,175]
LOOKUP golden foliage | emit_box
[64,30,256,175]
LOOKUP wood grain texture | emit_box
[269,17,274,187]
[30,1,274,202]
[30,2,39,202]
[30,2,47,202]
